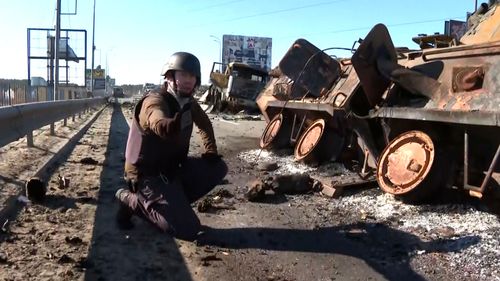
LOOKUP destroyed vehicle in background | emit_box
[112,87,125,98]
[256,38,381,187]
[142,83,158,95]
[257,1,499,203]
[349,2,499,202]
[201,62,269,113]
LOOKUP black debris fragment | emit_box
[80,157,99,165]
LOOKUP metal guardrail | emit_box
[0,98,106,148]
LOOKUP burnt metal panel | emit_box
[266,100,335,116]
[461,3,500,45]
[371,107,500,127]
[229,78,266,101]
[352,24,398,107]
[279,39,341,98]
[323,64,361,108]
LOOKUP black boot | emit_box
[115,188,134,230]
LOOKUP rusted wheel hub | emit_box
[377,130,435,195]
[260,114,290,149]
[295,119,324,161]
[294,119,342,164]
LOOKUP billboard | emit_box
[85,68,106,91]
[93,79,106,90]
[222,35,272,71]
[85,68,106,79]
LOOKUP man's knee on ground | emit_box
[172,216,201,241]
[213,159,228,181]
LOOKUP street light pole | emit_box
[105,47,115,96]
[91,0,96,93]
[210,35,222,63]
[54,0,61,100]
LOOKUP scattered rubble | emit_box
[212,188,234,199]
[244,179,268,201]
[244,174,319,201]
[79,157,98,165]
[257,161,279,172]
[57,254,75,264]
[25,177,46,203]
[65,236,83,245]
[320,183,344,198]
[57,174,70,189]
[197,188,236,213]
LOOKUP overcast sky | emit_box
[0,0,476,85]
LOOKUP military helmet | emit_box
[161,52,201,86]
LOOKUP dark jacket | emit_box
[124,88,217,180]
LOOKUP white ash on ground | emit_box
[238,149,348,176]
[238,148,500,281]
[335,193,500,280]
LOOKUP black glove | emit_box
[202,152,223,163]
[127,179,139,193]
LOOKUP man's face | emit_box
[168,70,197,97]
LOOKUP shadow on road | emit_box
[198,222,480,281]
[84,103,194,281]
[41,194,95,210]
[0,175,25,188]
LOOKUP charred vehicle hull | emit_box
[203,62,269,113]
[351,3,500,202]
[257,39,379,182]
[258,2,499,203]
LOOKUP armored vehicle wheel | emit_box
[260,114,292,149]
[376,130,447,203]
[294,119,344,165]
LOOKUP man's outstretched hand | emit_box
[157,103,191,137]
[158,112,182,135]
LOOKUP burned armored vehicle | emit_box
[350,2,500,202]
[257,2,499,203]
[256,39,383,185]
[202,62,269,113]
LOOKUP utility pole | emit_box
[210,35,222,72]
[91,0,96,93]
[54,0,61,100]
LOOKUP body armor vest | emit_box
[125,92,194,179]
